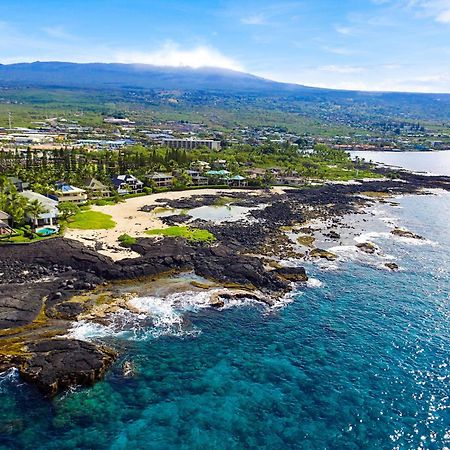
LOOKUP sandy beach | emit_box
[65,188,263,260]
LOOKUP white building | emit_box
[21,191,59,226]
[162,138,221,151]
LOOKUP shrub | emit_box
[118,233,137,247]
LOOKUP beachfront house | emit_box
[84,178,111,199]
[147,172,174,188]
[187,170,208,186]
[274,175,304,186]
[53,182,88,204]
[228,175,248,187]
[0,211,13,235]
[111,174,144,195]
[205,169,231,185]
[21,191,59,226]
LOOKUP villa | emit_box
[111,174,144,195]
[21,191,59,226]
[53,182,88,204]
[147,172,174,188]
[228,175,248,187]
[84,178,111,199]
[187,170,209,186]
[0,211,13,235]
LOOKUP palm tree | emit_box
[26,199,48,230]
[5,191,28,228]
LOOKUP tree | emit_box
[26,199,48,230]
[5,191,28,227]
[58,202,80,221]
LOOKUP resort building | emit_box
[84,178,111,199]
[161,138,221,151]
[111,174,144,195]
[21,191,59,226]
[147,172,174,188]
[53,182,88,204]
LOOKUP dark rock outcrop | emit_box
[310,248,337,261]
[19,339,117,396]
[391,228,424,240]
[356,242,378,254]
[273,266,308,282]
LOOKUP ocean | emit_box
[1,191,449,449]
[350,150,450,177]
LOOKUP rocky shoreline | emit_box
[1,169,449,395]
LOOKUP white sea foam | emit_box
[69,289,276,341]
[306,278,323,288]
[0,367,20,392]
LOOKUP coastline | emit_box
[1,170,450,395]
[65,188,274,260]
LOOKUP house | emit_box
[147,172,174,188]
[187,170,208,186]
[0,211,13,235]
[21,191,59,226]
[53,182,88,204]
[212,159,228,170]
[274,175,304,186]
[84,178,111,199]
[0,220,13,235]
[111,174,144,195]
[0,210,12,226]
[7,176,29,192]
[190,160,211,172]
[245,168,266,179]
[228,175,248,187]
[205,170,231,185]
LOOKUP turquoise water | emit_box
[36,227,57,236]
[1,192,449,449]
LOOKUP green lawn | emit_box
[0,228,54,244]
[146,226,215,243]
[67,211,116,230]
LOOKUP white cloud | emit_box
[379,0,450,23]
[323,46,358,55]
[114,43,244,71]
[241,14,267,25]
[42,25,74,40]
[319,65,365,74]
[335,25,354,35]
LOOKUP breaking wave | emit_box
[68,289,279,342]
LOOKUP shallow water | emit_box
[189,204,258,223]
[1,192,449,449]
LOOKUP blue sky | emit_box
[1,0,450,92]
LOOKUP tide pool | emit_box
[1,192,449,449]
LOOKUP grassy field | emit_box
[146,226,215,243]
[67,210,116,230]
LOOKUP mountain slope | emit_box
[0,61,309,93]
[1,62,450,123]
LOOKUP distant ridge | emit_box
[0,61,313,93]
[1,62,450,122]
